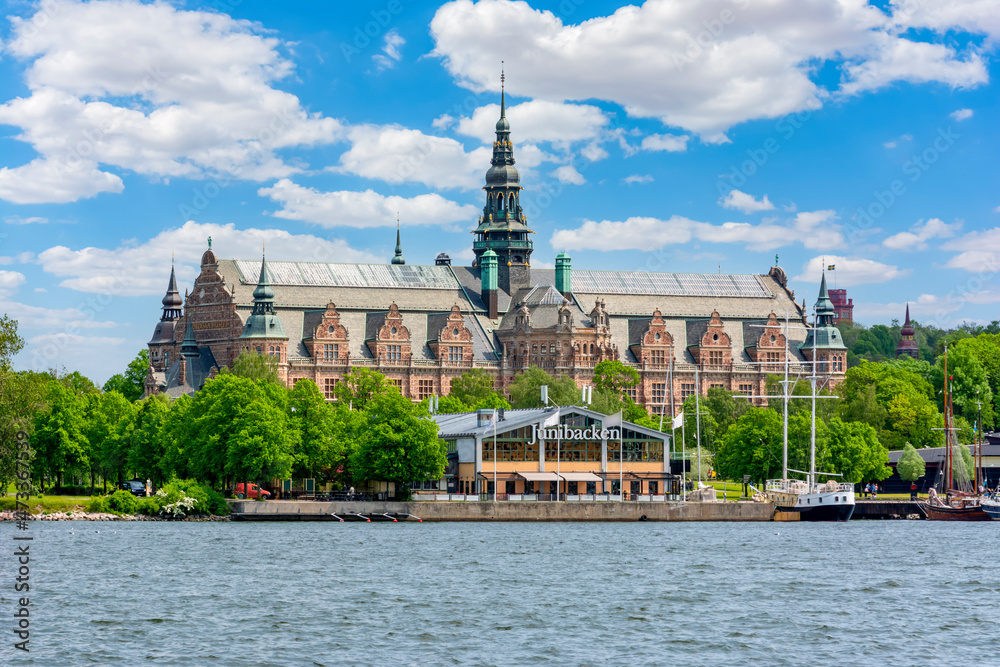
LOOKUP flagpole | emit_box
[619,427,623,502]
[493,409,497,502]
[695,366,702,485]
[681,414,686,501]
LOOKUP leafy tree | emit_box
[714,408,783,484]
[0,314,24,370]
[288,379,339,478]
[824,417,890,484]
[932,345,994,431]
[469,393,511,411]
[160,394,193,479]
[896,443,926,483]
[592,360,639,395]
[128,394,171,487]
[677,395,719,452]
[350,391,447,498]
[102,349,150,401]
[448,369,499,406]
[0,369,49,494]
[32,381,89,491]
[83,390,136,492]
[58,370,100,396]
[508,367,578,408]
[334,368,392,409]
[226,350,280,384]
[703,387,750,440]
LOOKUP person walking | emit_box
[910,482,917,501]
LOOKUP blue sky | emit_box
[0,0,997,383]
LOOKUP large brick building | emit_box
[145,93,846,410]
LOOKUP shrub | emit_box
[85,496,107,513]
[135,497,159,516]
[105,490,138,515]
[155,479,230,517]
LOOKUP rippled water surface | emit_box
[3,520,1000,666]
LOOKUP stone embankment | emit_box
[0,510,230,522]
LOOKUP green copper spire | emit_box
[240,251,286,340]
[391,224,405,265]
[798,269,845,356]
[181,316,199,358]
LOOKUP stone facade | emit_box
[146,95,846,406]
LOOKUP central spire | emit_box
[392,220,406,265]
[472,65,533,295]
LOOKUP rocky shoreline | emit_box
[0,510,230,522]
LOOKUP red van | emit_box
[235,483,271,500]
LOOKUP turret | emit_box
[472,69,533,294]
[896,304,919,359]
[391,226,405,265]
[798,271,847,378]
[481,249,499,319]
[555,251,572,297]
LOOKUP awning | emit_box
[517,472,562,482]
[558,472,603,482]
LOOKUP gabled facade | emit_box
[146,86,840,408]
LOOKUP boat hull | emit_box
[771,488,856,522]
[923,502,991,521]
[984,502,1000,521]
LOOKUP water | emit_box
[2,521,999,666]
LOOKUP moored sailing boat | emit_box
[923,348,989,521]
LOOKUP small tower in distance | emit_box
[392,222,405,265]
[896,304,919,359]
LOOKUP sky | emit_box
[0,0,997,384]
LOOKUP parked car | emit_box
[235,483,271,500]
[120,480,147,497]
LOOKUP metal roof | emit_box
[572,271,772,298]
[233,260,461,290]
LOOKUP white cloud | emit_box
[719,189,774,214]
[0,0,344,203]
[950,108,974,121]
[840,36,987,96]
[882,217,962,250]
[891,0,1000,39]
[883,141,897,149]
[373,30,405,71]
[258,178,478,228]
[942,227,1000,273]
[334,124,488,190]
[430,0,985,139]
[550,209,843,253]
[453,99,608,145]
[0,300,117,331]
[0,271,26,297]
[793,256,908,286]
[4,215,48,225]
[34,220,383,296]
[640,134,689,153]
[551,165,585,185]
[623,174,653,185]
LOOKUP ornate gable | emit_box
[747,312,786,367]
[429,304,474,364]
[306,302,350,362]
[631,309,673,367]
[692,310,732,365]
[366,302,411,362]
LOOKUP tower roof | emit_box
[815,271,834,314]
[901,303,915,335]
[253,254,275,301]
[162,264,183,309]
[240,253,287,340]
[391,226,405,265]
[181,317,199,358]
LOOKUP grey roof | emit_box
[627,318,652,347]
[426,313,450,341]
[686,319,710,348]
[742,319,769,349]
[232,259,460,290]
[365,312,388,341]
[162,346,218,398]
[571,270,772,298]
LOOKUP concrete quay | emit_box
[228,499,777,522]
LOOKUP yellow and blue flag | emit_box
[826,264,835,271]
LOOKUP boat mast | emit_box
[809,373,817,490]
[783,311,790,480]
[944,346,952,493]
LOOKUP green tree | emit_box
[448,369,498,406]
[160,394,193,480]
[334,368,392,409]
[932,345,994,430]
[592,360,639,395]
[896,443,926,483]
[102,349,150,401]
[32,381,89,491]
[0,369,49,494]
[350,391,447,499]
[288,379,339,478]
[678,395,719,452]
[508,367,579,408]
[226,349,280,384]
[714,408,783,484]
[824,417,890,484]
[83,390,136,492]
[128,394,171,487]
[0,314,24,370]
[703,387,750,440]
[59,370,100,396]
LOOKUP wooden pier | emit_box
[852,500,925,520]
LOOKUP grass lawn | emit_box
[0,495,96,514]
